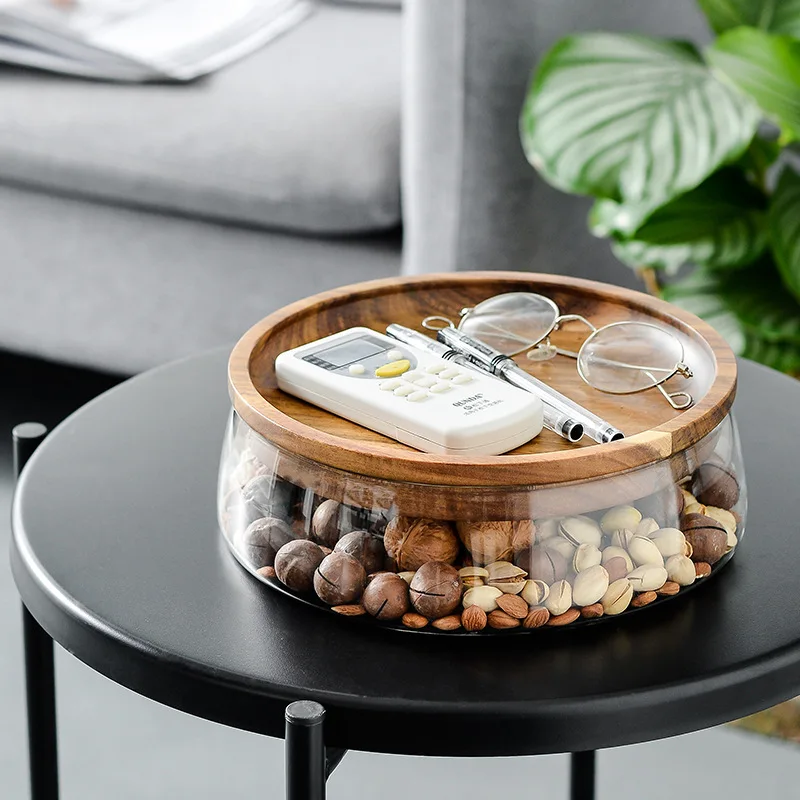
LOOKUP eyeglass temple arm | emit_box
[644,371,693,409]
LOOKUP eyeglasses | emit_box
[423,292,694,410]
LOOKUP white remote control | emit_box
[274,327,543,455]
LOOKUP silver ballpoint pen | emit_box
[386,324,585,443]
[435,326,624,445]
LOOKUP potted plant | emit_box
[520,0,800,373]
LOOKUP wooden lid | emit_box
[229,273,735,508]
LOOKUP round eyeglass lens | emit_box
[578,322,685,394]
[459,292,559,356]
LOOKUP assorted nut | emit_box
[225,442,743,635]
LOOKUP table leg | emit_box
[22,606,59,800]
[285,701,327,800]
[570,751,596,800]
[14,423,59,800]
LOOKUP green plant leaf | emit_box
[707,29,800,140]
[770,166,800,301]
[663,264,800,371]
[520,33,760,207]
[591,170,768,273]
[697,0,800,37]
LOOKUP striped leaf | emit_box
[770,166,800,301]
[697,0,800,37]
[591,170,768,273]
[520,33,761,206]
[708,29,800,140]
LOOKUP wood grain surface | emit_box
[228,272,736,516]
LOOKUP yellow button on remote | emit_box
[375,359,411,378]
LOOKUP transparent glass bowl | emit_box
[218,410,746,633]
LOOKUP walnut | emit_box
[511,520,536,555]
[456,521,514,566]
[383,516,459,571]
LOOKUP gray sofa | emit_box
[0,0,710,374]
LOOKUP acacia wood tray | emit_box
[228,272,736,518]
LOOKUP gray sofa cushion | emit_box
[0,184,400,373]
[0,4,401,235]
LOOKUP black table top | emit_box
[11,350,800,756]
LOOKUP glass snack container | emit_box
[219,273,745,634]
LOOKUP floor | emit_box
[2,349,799,799]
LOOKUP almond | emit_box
[487,610,521,630]
[462,605,487,632]
[331,604,366,616]
[496,594,529,619]
[546,608,581,626]
[401,612,429,629]
[631,591,657,608]
[695,561,712,578]
[432,614,462,631]
[580,603,603,619]
[522,606,550,629]
[656,581,680,596]
[256,566,276,579]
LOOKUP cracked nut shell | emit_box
[362,573,410,620]
[274,539,326,593]
[409,561,461,618]
[314,552,367,605]
[457,520,514,565]
[384,517,459,571]
[334,530,387,574]
[691,462,740,509]
[243,516,294,567]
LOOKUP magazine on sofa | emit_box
[0,0,313,81]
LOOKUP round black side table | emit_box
[11,350,800,800]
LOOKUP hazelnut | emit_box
[243,516,294,567]
[691,462,740,510]
[383,517,459,570]
[310,499,346,548]
[516,546,568,584]
[456,520,514,565]
[313,552,367,605]
[362,573,409,620]
[334,530,386,574]
[274,540,325,593]
[409,561,461,618]
[682,513,728,565]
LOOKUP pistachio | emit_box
[680,488,698,508]
[485,561,528,594]
[559,516,602,547]
[684,540,694,558]
[705,506,737,538]
[458,566,489,578]
[534,517,560,541]
[398,571,416,585]
[635,517,660,537]
[610,529,635,549]
[626,565,668,592]
[726,530,738,551]
[573,543,602,573]
[627,535,664,567]
[572,565,610,607]
[601,578,633,615]
[601,546,634,572]
[521,579,549,606]
[684,502,708,518]
[604,556,630,583]
[461,576,485,589]
[545,537,577,561]
[600,505,642,534]
[545,580,573,616]
[463,585,502,612]
[649,528,687,559]
[665,554,696,587]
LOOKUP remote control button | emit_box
[439,367,461,379]
[386,348,404,361]
[375,359,411,378]
[430,381,452,393]
[407,390,430,402]
[348,363,366,375]
[393,385,416,397]
[425,361,450,374]
[401,371,423,383]
[452,373,474,385]
[380,379,402,391]
[413,376,438,388]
